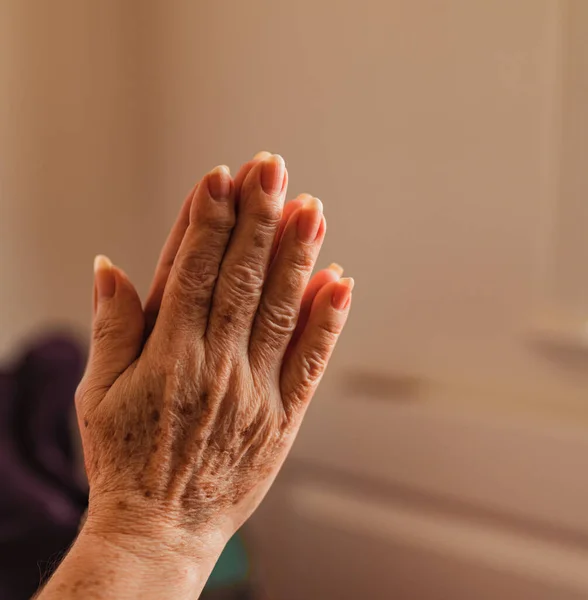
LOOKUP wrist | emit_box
[82,500,229,567]
[75,527,204,578]
[38,521,223,600]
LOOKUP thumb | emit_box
[79,255,144,409]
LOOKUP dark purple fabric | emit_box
[0,334,88,600]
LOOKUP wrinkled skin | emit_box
[75,152,354,553]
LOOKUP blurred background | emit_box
[2,0,588,598]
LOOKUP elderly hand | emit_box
[39,152,353,599]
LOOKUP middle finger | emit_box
[207,154,287,348]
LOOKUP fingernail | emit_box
[261,154,285,196]
[94,255,115,300]
[254,151,271,160]
[332,277,354,310]
[297,192,313,202]
[208,165,231,200]
[329,263,344,277]
[297,197,323,242]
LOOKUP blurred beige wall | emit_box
[0,1,162,358]
[1,0,588,420]
[4,4,588,598]
[140,0,588,420]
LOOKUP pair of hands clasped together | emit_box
[38,152,353,599]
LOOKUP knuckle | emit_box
[252,201,282,230]
[317,318,342,340]
[93,317,121,345]
[277,253,314,297]
[258,301,299,341]
[222,261,263,300]
[199,208,236,233]
[300,351,327,387]
[288,248,315,273]
[74,377,104,414]
[174,252,219,295]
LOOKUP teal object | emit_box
[204,533,249,590]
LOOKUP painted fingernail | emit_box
[329,263,344,277]
[261,154,285,196]
[332,277,354,310]
[208,165,231,200]
[254,151,271,160]
[297,197,323,242]
[94,254,115,300]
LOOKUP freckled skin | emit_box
[82,345,295,534]
[34,158,357,600]
[32,157,356,600]
[73,157,352,553]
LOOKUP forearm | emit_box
[35,526,222,600]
